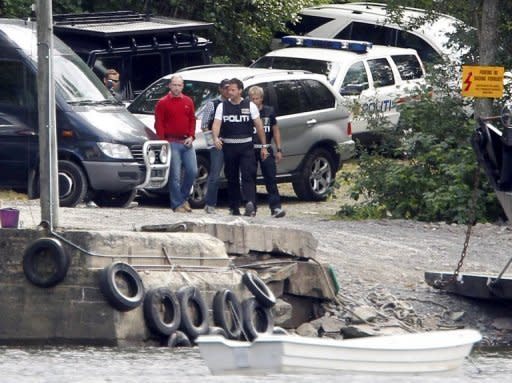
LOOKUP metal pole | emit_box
[36,0,60,228]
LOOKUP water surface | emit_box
[0,347,509,383]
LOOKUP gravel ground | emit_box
[3,184,512,346]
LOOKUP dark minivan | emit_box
[0,19,169,207]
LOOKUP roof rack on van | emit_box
[281,35,372,53]
[53,11,213,37]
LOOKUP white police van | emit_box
[252,36,426,143]
[279,2,466,65]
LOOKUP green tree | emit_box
[338,0,508,223]
[151,0,323,64]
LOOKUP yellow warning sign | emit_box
[461,65,504,98]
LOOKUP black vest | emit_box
[253,105,275,144]
[220,99,253,139]
[207,99,222,131]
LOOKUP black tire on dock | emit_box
[23,237,70,288]
[165,330,192,348]
[212,289,243,339]
[241,272,276,308]
[242,297,274,341]
[143,287,181,336]
[177,286,209,340]
[99,262,145,311]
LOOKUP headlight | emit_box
[159,144,169,164]
[97,142,133,159]
[148,149,156,164]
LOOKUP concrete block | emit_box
[61,230,229,269]
[285,261,336,300]
[141,219,318,258]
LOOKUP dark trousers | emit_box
[223,142,257,210]
[255,149,281,211]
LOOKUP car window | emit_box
[93,56,123,79]
[335,21,442,65]
[132,54,163,94]
[272,80,308,115]
[252,56,339,84]
[396,30,441,64]
[128,78,169,114]
[367,58,395,88]
[0,60,24,107]
[391,54,424,80]
[183,80,219,116]
[335,22,396,46]
[243,82,276,110]
[128,78,218,117]
[0,59,37,128]
[287,14,335,35]
[302,79,335,110]
[340,61,369,94]
[170,51,207,72]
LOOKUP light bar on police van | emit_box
[281,35,372,53]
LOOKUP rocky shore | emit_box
[3,193,512,347]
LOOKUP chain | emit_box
[454,168,481,278]
[435,167,481,287]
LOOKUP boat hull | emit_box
[197,329,481,375]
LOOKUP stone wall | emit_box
[0,220,337,345]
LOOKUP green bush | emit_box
[337,65,503,223]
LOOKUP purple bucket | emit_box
[0,208,20,228]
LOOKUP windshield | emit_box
[252,56,340,84]
[129,78,219,117]
[0,22,114,104]
[54,54,113,103]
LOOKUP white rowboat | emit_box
[197,329,481,375]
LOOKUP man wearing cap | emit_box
[201,79,230,214]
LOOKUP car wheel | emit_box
[92,189,137,208]
[188,154,209,209]
[58,160,88,207]
[292,148,335,201]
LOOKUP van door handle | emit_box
[17,129,36,136]
[306,119,317,125]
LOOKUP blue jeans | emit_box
[205,147,224,207]
[169,142,198,209]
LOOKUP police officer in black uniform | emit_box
[211,78,267,216]
[248,86,286,218]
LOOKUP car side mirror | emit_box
[340,84,366,96]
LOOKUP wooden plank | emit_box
[425,271,512,300]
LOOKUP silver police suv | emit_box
[128,66,355,207]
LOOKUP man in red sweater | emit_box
[154,75,197,212]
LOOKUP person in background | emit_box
[103,69,127,101]
[154,75,197,213]
[248,86,286,218]
[201,79,230,214]
[211,78,267,217]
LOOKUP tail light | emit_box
[347,121,352,136]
